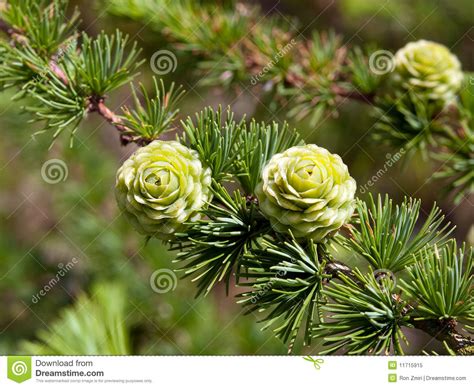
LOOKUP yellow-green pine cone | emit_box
[256,144,356,242]
[392,40,463,105]
[115,140,212,239]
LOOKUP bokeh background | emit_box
[0,0,472,354]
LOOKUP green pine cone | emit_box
[115,140,212,239]
[256,144,356,242]
[392,40,463,105]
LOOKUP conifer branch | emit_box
[410,318,474,355]
[324,259,474,355]
[313,253,474,355]
[0,15,68,82]
[0,12,128,138]
[0,0,182,146]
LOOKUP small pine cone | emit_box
[115,140,212,239]
[392,40,463,105]
[256,144,356,242]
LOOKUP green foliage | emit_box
[180,108,302,191]
[173,183,269,296]
[342,194,452,272]
[0,2,143,145]
[173,3,252,86]
[400,241,473,321]
[3,0,79,55]
[434,126,474,204]
[373,92,436,151]
[234,121,303,194]
[284,31,345,126]
[459,74,474,130]
[105,1,347,124]
[75,30,143,96]
[107,0,251,56]
[305,31,341,73]
[0,42,45,95]
[105,0,472,204]
[246,18,296,79]
[433,76,474,203]
[180,107,243,182]
[314,268,410,355]
[121,77,184,142]
[239,237,329,351]
[26,68,87,145]
[348,46,382,94]
[21,283,130,355]
[0,0,473,357]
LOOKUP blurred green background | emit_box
[0,0,472,355]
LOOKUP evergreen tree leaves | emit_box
[341,194,453,272]
[3,0,80,55]
[120,77,184,143]
[105,0,473,203]
[433,125,474,204]
[0,2,143,145]
[180,106,303,191]
[313,268,410,355]
[75,30,143,96]
[26,66,87,145]
[347,45,383,95]
[373,91,437,151]
[180,107,243,183]
[21,283,131,355]
[238,237,329,351]
[433,75,474,203]
[0,41,47,95]
[234,121,303,194]
[1,0,473,356]
[400,241,473,321]
[172,183,270,297]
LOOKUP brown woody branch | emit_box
[410,318,474,355]
[86,96,152,146]
[330,84,375,105]
[0,17,26,44]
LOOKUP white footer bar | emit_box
[1,356,471,387]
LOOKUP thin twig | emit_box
[331,84,375,105]
[0,17,25,44]
[87,96,132,145]
[0,16,136,146]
